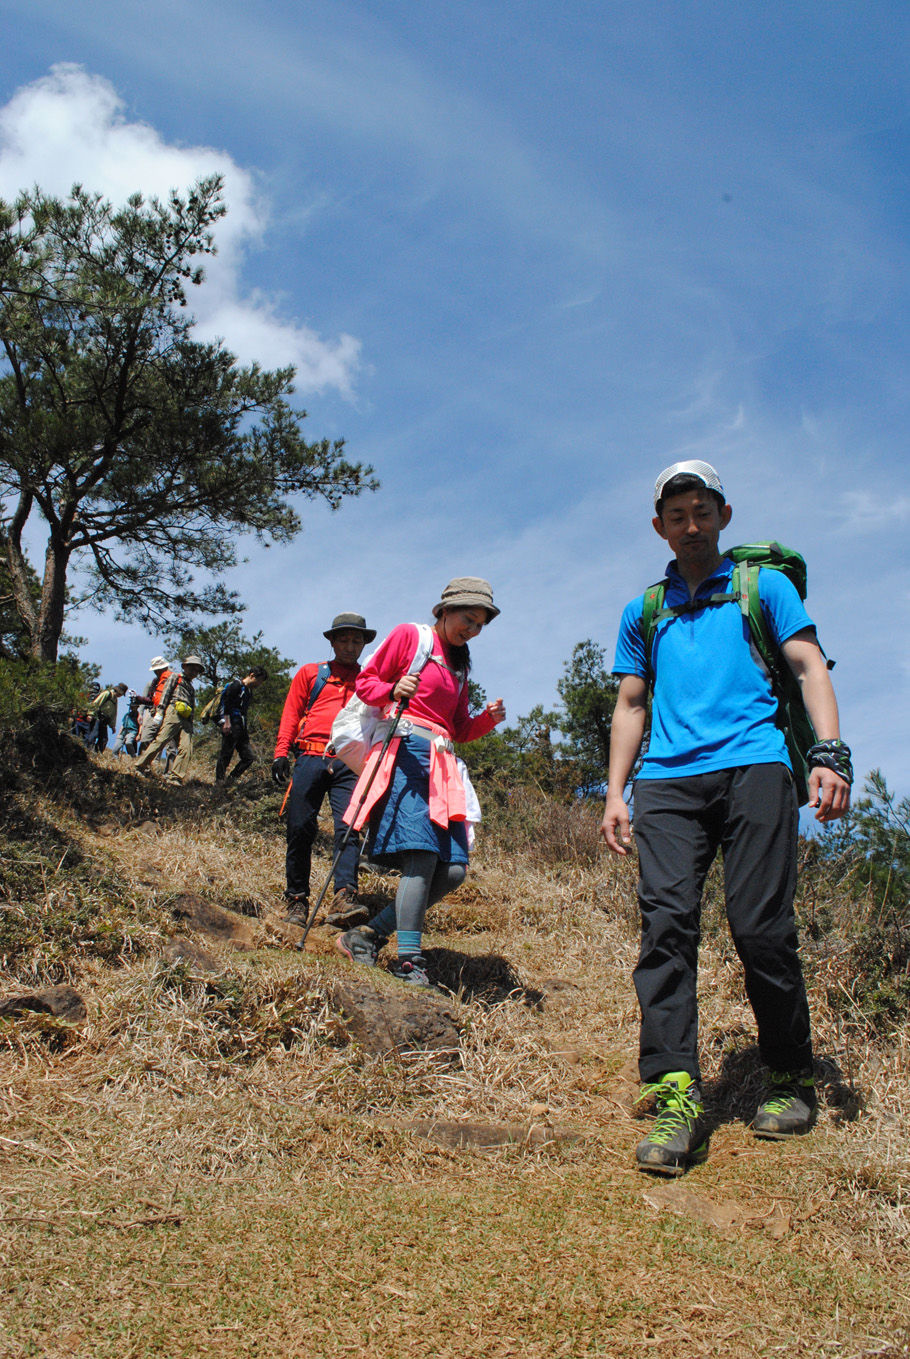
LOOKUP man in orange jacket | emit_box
[272,613,376,928]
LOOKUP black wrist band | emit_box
[806,739,853,785]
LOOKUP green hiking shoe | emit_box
[753,1070,818,1139]
[635,1071,710,1176]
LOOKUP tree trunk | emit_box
[4,495,41,653]
[33,536,70,663]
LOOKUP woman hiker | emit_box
[335,577,506,989]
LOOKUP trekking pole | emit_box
[296,697,410,951]
[279,779,293,818]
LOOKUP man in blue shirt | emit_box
[601,461,852,1176]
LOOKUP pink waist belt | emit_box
[343,712,466,832]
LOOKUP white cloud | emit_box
[837,490,910,531]
[198,294,361,397]
[0,64,360,396]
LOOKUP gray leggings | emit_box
[370,850,467,938]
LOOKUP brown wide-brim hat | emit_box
[431,577,500,621]
[324,612,377,643]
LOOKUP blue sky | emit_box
[2,1,908,800]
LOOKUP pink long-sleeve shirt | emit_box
[355,623,496,743]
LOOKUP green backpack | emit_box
[196,692,222,725]
[197,679,237,726]
[640,542,829,806]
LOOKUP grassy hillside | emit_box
[0,715,907,1358]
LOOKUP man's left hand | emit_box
[808,767,851,823]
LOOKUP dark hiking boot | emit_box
[282,895,310,928]
[325,889,371,930]
[753,1070,818,1139]
[335,926,387,968]
[389,954,442,993]
[635,1071,710,1177]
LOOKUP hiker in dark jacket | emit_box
[600,460,851,1177]
[272,613,375,930]
[215,667,268,782]
[72,680,101,743]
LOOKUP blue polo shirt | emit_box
[613,556,814,779]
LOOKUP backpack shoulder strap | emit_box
[305,661,332,713]
[409,623,436,675]
[733,561,779,677]
[639,571,742,679]
[216,676,241,716]
[640,580,667,676]
[410,620,470,691]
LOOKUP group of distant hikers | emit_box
[73,461,853,1178]
[72,656,270,785]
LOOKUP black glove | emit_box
[271,756,291,786]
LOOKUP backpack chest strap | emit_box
[649,589,738,625]
[640,575,749,679]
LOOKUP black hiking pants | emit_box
[215,725,255,781]
[285,755,360,902]
[632,763,812,1084]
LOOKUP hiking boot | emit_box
[282,895,310,928]
[324,889,371,931]
[389,953,441,992]
[335,926,387,968]
[753,1070,818,1139]
[635,1071,710,1177]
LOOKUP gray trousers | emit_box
[632,763,812,1084]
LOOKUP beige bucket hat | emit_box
[431,577,499,621]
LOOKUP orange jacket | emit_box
[274,661,361,759]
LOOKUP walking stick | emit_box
[279,779,293,817]
[296,698,410,951]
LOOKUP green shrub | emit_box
[0,656,94,726]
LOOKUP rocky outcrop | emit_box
[329,978,461,1058]
[168,893,265,950]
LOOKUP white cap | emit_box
[654,460,725,509]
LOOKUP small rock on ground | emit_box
[159,936,223,972]
[0,984,87,1023]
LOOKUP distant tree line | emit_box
[462,638,620,801]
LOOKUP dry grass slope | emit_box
[0,726,907,1358]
